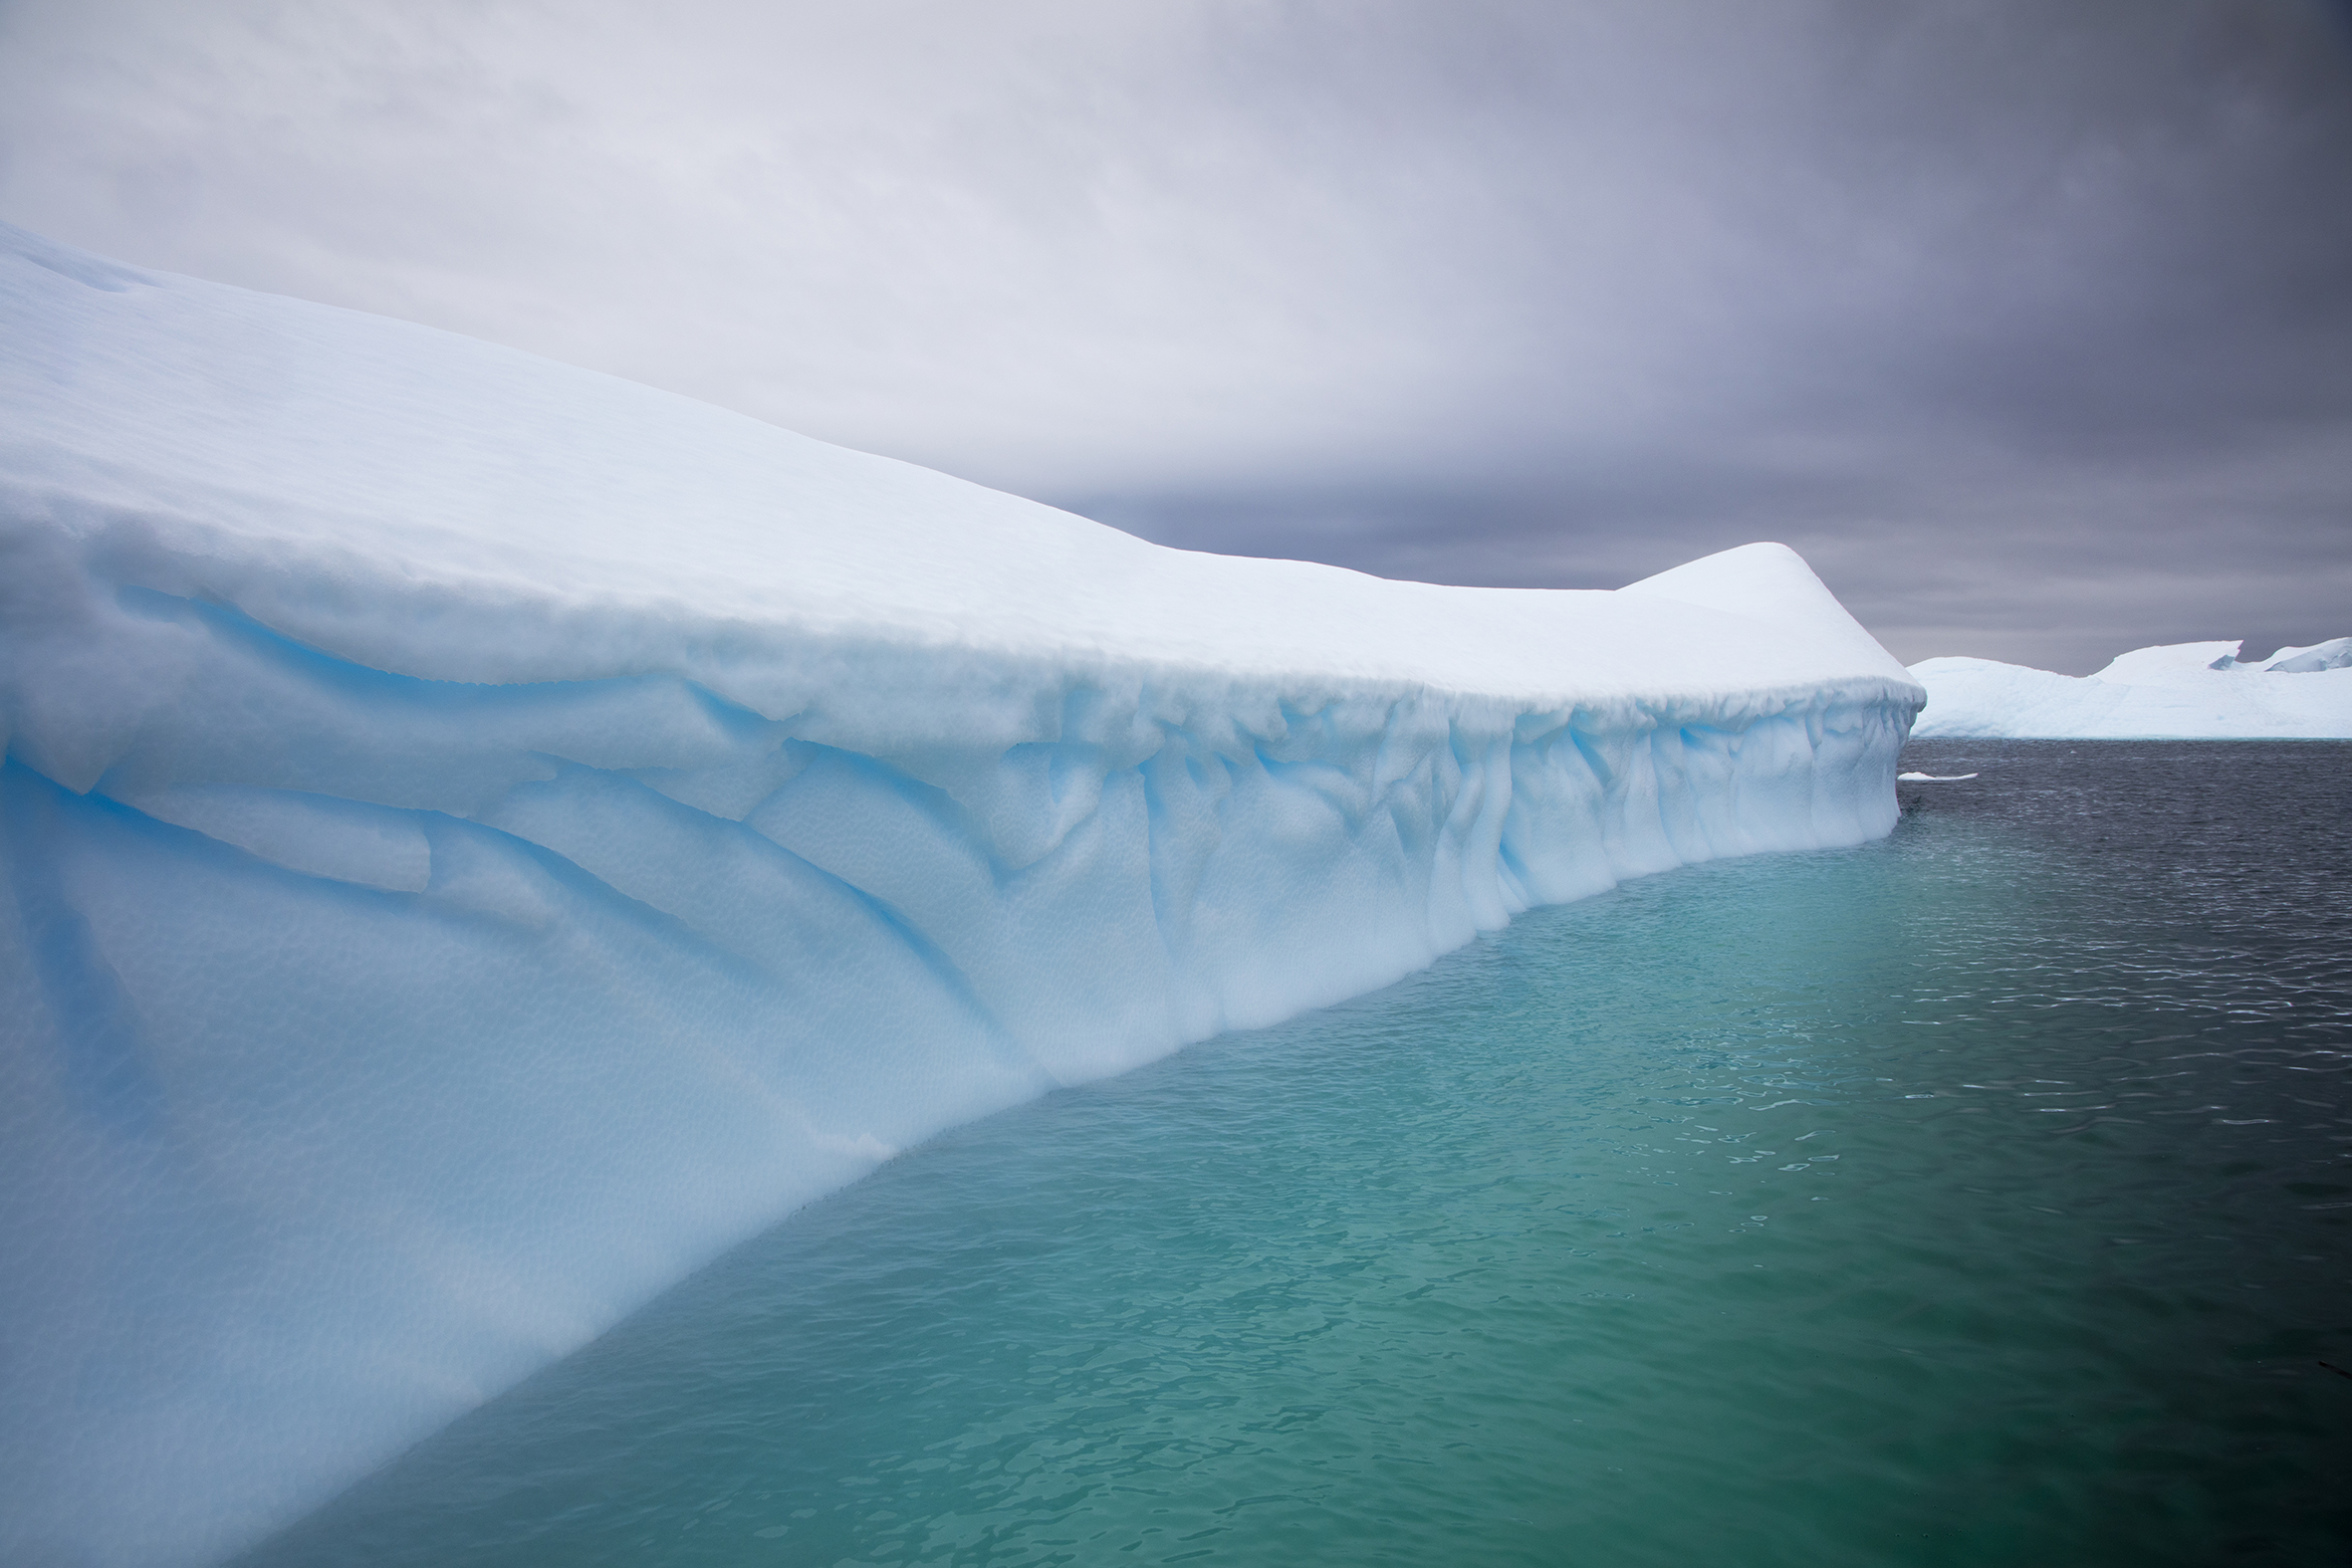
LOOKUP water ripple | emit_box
[247,741,2352,1568]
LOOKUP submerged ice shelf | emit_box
[0,222,1922,1568]
[1911,639,2352,739]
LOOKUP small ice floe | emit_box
[1898,772,1979,782]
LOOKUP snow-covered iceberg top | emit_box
[0,224,1908,739]
[1910,639,2352,739]
[0,222,1921,1568]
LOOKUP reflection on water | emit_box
[250,741,2352,1567]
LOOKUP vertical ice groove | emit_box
[2,767,159,1138]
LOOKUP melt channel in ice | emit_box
[0,222,1924,1568]
[1910,638,2352,739]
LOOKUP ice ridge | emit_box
[1,222,1921,1567]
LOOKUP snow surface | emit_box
[1911,639,2352,739]
[2240,636,2352,674]
[0,221,1923,1568]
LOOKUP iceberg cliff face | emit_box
[1910,640,2352,738]
[0,223,1922,1568]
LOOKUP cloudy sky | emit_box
[2,0,2346,670]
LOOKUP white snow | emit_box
[1910,638,2352,739]
[1896,772,1978,782]
[0,221,1923,1568]
[2249,636,2352,674]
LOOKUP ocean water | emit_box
[246,740,2352,1567]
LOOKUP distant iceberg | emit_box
[1911,638,2352,739]
[0,222,1923,1567]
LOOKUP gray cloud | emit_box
[2,0,2346,670]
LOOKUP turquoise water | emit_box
[250,742,2351,1566]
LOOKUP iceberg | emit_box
[1910,639,2352,739]
[0,222,1922,1568]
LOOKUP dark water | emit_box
[249,740,2352,1567]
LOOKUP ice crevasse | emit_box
[0,223,1924,1568]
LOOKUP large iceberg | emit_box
[0,222,1922,1568]
[1911,640,2352,739]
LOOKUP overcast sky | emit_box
[2,0,2346,670]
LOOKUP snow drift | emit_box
[1911,639,2352,739]
[0,222,1922,1568]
